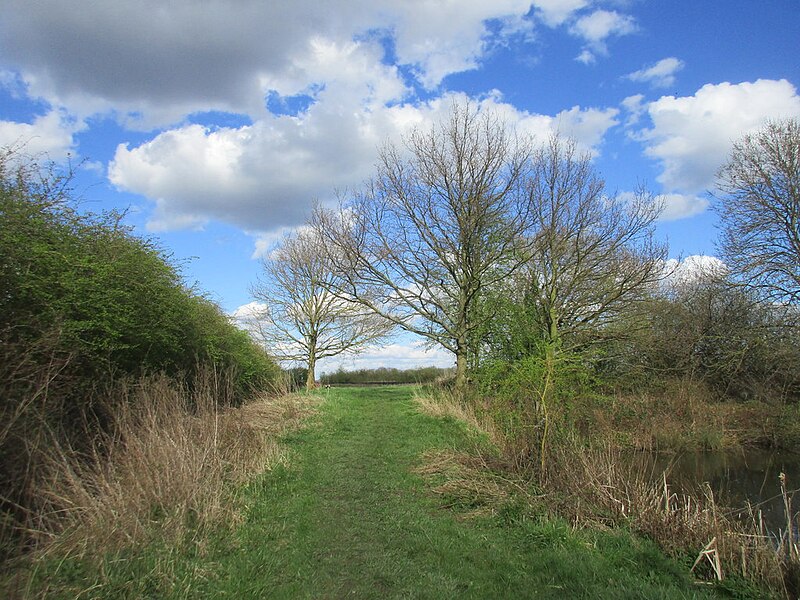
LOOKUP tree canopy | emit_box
[312,102,532,391]
[250,228,391,389]
[715,118,800,306]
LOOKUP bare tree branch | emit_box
[312,101,532,390]
[249,228,392,389]
[715,118,800,306]
[519,135,666,350]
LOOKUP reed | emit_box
[417,383,800,597]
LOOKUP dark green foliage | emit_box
[0,148,278,559]
[320,365,452,385]
[0,149,277,396]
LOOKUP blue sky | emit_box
[2,0,799,372]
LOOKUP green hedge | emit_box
[0,149,279,556]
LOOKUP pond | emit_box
[632,448,800,534]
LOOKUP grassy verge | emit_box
[11,385,731,598]
[417,384,796,597]
[1,378,317,599]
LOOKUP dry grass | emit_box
[547,441,797,594]
[416,383,800,597]
[414,388,503,448]
[6,371,317,568]
[414,449,538,518]
[586,378,800,452]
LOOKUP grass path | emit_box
[197,386,713,599]
[30,386,720,598]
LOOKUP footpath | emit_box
[195,386,713,599]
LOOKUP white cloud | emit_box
[532,0,590,26]
[264,37,409,108]
[619,190,708,222]
[658,193,709,221]
[621,93,646,126]
[0,0,540,124]
[636,79,800,194]
[575,49,596,65]
[661,255,727,293]
[110,90,620,239]
[231,301,267,324]
[551,105,619,150]
[0,109,84,160]
[2,0,626,247]
[250,224,316,260]
[387,1,535,89]
[571,9,637,59]
[626,57,684,89]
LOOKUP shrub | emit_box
[0,147,279,561]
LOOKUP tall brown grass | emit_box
[414,386,543,473]
[547,441,797,594]
[1,367,316,591]
[416,385,800,598]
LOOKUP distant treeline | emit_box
[320,366,453,385]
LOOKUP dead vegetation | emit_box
[414,449,538,519]
[414,388,503,449]
[1,369,317,595]
[547,442,796,594]
[415,387,800,598]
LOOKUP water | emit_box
[630,449,800,533]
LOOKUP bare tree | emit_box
[715,118,800,305]
[511,135,665,471]
[522,135,667,351]
[312,102,532,392]
[249,228,391,390]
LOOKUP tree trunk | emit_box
[539,341,556,476]
[539,304,559,477]
[454,340,468,396]
[306,355,317,390]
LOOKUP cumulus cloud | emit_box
[0,0,540,125]
[575,49,596,65]
[387,1,536,89]
[626,57,684,89]
[636,79,800,195]
[109,117,377,232]
[571,9,637,62]
[231,301,267,324]
[618,190,707,222]
[110,90,620,235]
[0,109,83,160]
[531,0,590,26]
[550,105,619,150]
[621,93,646,126]
[658,193,709,221]
[1,0,625,243]
[661,255,727,293]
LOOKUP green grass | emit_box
[19,386,726,599]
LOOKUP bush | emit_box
[0,147,279,561]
